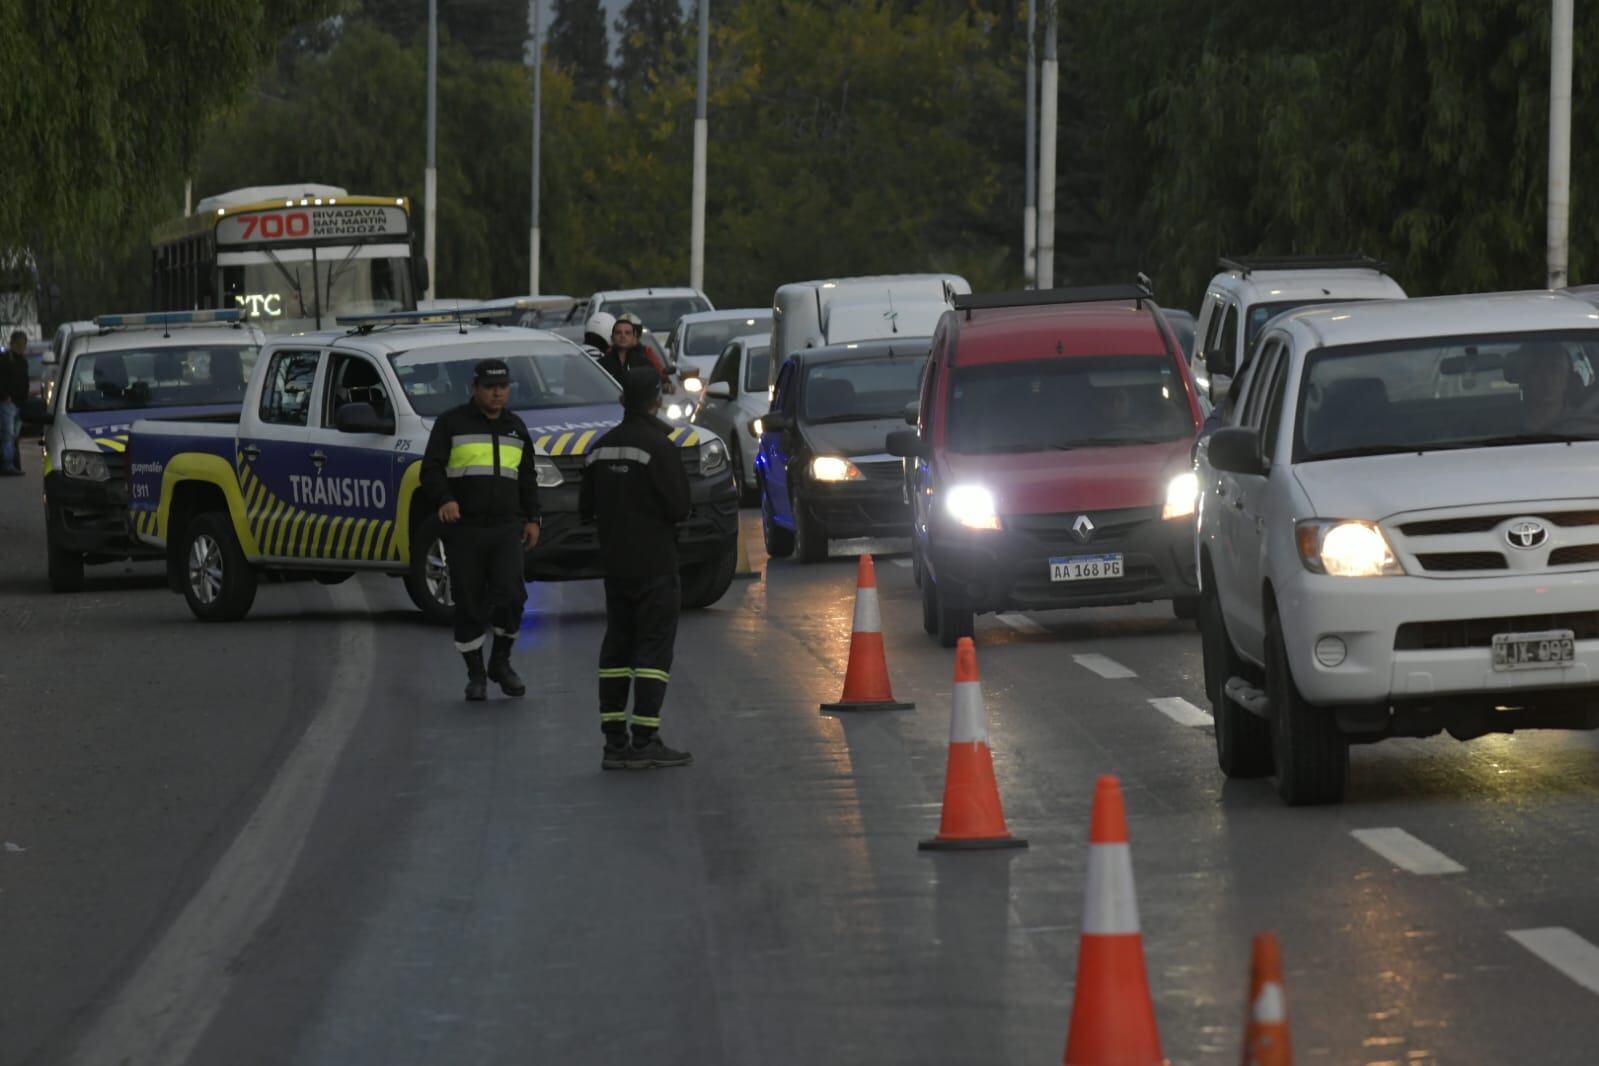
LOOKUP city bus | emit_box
[151,183,427,333]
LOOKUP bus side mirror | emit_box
[413,257,431,297]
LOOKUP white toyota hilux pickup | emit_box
[1196,291,1599,805]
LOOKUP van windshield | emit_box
[393,342,620,416]
[802,357,924,423]
[67,345,260,413]
[947,356,1195,453]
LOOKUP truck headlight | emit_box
[533,454,563,488]
[697,437,728,476]
[682,376,704,394]
[1296,519,1404,577]
[62,450,110,482]
[945,483,1002,531]
[1161,472,1199,520]
[666,402,687,420]
[810,455,862,482]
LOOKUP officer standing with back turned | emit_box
[421,359,541,701]
[581,368,693,769]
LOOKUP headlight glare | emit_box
[683,376,704,393]
[1161,471,1199,520]
[810,455,862,482]
[698,437,728,476]
[666,402,687,420]
[945,483,1002,531]
[63,450,110,482]
[533,454,563,488]
[1296,519,1403,577]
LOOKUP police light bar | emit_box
[337,306,522,329]
[95,309,246,328]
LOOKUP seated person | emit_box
[1505,341,1572,432]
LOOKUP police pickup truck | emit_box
[124,312,740,622]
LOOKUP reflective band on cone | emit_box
[1242,932,1293,1066]
[921,638,1026,850]
[821,554,914,712]
[1063,775,1168,1066]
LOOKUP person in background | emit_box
[0,330,29,476]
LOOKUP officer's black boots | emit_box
[486,635,526,697]
[625,735,693,769]
[601,729,631,771]
[463,649,488,702]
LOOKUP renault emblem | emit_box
[1072,515,1095,543]
[1506,520,1548,550]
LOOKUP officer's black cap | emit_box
[473,358,511,386]
[621,367,662,412]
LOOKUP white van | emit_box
[768,273,970,388]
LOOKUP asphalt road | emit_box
[5,443,1599,1064]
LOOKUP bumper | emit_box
[45,471,157,559]
[800,480,910,540]
[523,474,739,580]
[924,508,1198,613]
[1278,568,1599,706]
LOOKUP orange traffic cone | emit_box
[820,553,914,711]
[919,638,1027,850]
[1242,932,1292,1066]
[1063,775,1168,1066]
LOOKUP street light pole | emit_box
[1036,0,1057,289]
[1548,0,1573,289]
[425,0,438,302]
[529,0,543,295]
[1024,0,1037,287]
[690,0,709,291]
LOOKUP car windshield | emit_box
[604,295,710,334]
[744,346,771,393]
[393,341,620,416]
[684,316,772,357]
[1295,331,1599,462]
[1245,299,1360,350]
[66,345,260,413]
[801,356,924,423]
[947,355,1194,454]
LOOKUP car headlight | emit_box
[697,437,728,476]
[1296,519,1404,577]
[62,449,110,482]
[1161,471,1199,520]
[666,402,687,420]
[533,454,563,488]
[811,455,862,482]
[751,417,764,436]
[683,376,704,394]
[945,483,1002,531]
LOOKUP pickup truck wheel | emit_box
[925,573,973,648]
[46,532,85,593]
[182,513,257,622]
[919,562,939,635]
[1201,583,1271,778]
[404,519,455,627]
[792,492,828,564]
[760,483,794,559]
[681,542,737,608]
[1266,612,1348,805]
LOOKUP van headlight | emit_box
[533,454,563,488]
[63,450,111,482]
[811,455,862,482]
[1296,519,1404,577]
[683,376,704,394]
[697,437,728,476]
[945,484,1002,531]
[1161,472,1199,520]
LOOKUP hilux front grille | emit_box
[1415,552,1507,572]
[1395,611,1599,650]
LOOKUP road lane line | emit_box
[1350,828,1466,875]
[68,581,379,1066]
[1147,697,1212,727]
[996,612,1046,635]
[1509,928,1599,996]
[1073,653,1136,679]
[888,558,912,568]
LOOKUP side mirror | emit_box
[1209,371,1234,408]
[885,428,930,460]
[902,400,920,426]
[335,402,396,435]
[759,411,790,434]
[706,381,732,400]
[413,257,431,296]
[1206,426,1264,476]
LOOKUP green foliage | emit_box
[548,0,611,100]
[353,0,533,63]
[614,0,691,105]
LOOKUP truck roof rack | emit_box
[1218,253,1388,277]
[952,280,1154,319]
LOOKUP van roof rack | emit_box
[953,281,1154,319]
[1218,253,1387,277]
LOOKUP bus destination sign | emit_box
[217,204,408,246]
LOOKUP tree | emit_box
[548,0,611,101]
[354,0,533,63]
[613,0,689,105]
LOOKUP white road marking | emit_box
[1073,653,1136,679]
[1509,928,1599,996]
[1148,697,1212,727]
[67,582,379,1066]
[996,612,1046,635]
[1349,828,1466,876]
[888,558,913,568]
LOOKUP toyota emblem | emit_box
[1072,514,1095,543]
[1506,520,1548,550]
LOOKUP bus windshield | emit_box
[67,345,260,413]
[221,247,413,332]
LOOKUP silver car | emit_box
[689,332,771,504]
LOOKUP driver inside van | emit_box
[1507,342,1572,432]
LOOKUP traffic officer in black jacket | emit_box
[580,367,693,769]
[420,359,541,701]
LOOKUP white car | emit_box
[584,286,712,341]
[1196,290,1599,806]
[1189,255,1406,409]
[666,308,773,385]
[689,332,771,503]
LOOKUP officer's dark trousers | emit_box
[598,574,680,741]
[445,522,527,651]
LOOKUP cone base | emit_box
[820,699,916,712]
[918,835,1028,851]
